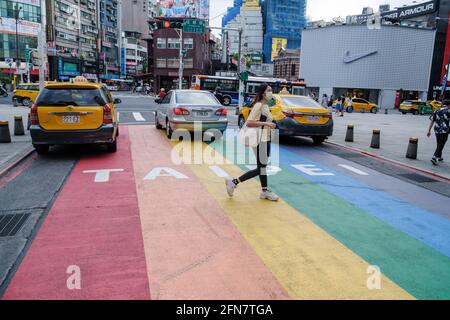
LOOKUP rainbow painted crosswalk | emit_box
[3,125,450,300]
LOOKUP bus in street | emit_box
[191,75,307,105]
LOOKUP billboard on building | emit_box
[245,0,260,9]
[157,0,209,20]
[0,18,41,37]
[271,38,287,61]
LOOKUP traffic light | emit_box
[164,20,184,29]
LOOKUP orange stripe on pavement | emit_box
[129,126,289,300]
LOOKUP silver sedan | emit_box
[155,90,228,138]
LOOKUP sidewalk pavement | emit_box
[0,104,33,176]
[328,111,450,180]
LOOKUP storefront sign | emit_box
[349,0,437,24]
[0,18,41,37]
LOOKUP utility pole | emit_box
[38,0,46,90]
[14,3,22,84]
[178,28,183,90]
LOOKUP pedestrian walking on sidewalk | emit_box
[226,83,279,202]
[427,100,450,165]
[340,96,346,117]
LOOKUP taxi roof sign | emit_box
[71,76,89,83]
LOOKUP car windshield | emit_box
[281,96,323,108]
[175,91,220,105]
[35,88,107,106]
[402,101,412,105]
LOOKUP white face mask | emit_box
[265,92,273,100]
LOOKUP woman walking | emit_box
[226,83,279,201]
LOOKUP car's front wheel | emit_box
[371,107,378,114]
[412,110,419,115]
[346,106,353,113]
[222,96,232,106]
[34,144,49,155]
[22,98,31,107]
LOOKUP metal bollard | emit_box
[14,116,25,136]
[370,129,381,149]
[385,109,389,115]
[345,124,354,142]
[0,121,11,143]
[406,137,418,160]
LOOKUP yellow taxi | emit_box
[30,77,120,154]
[346,98,378,113]
[238,94,333,144]
[12,83,40,107]
[399,100,434,115]
[332,98,378,113]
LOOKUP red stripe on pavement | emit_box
[3,127,150,300]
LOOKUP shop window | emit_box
[183,38,193,50]
[167,58,179,68]
[184,58,193,69]
[156,58,166,68]
[156,38,166,49]
[167,38,181,49]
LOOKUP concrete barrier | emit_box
[345,124,354,142]
[370,129,381,149]
[14,116,25,136]
[0,121,11,143]
[406,137,419,160]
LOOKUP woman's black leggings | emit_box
[237,141,271,189]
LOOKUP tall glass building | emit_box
[262,0,307,63]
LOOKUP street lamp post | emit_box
[14,3,22,84]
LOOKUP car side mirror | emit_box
[113,98,121,104]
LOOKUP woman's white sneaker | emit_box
[260,190,279,201]
[226,178,237,197]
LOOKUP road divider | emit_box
[370,129,381,149]
[0,120,11,143]
[14,116,24,136]
[406,137,419,160]
[345,124,354,142]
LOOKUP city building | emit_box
[46,0,99,81]
[97,0,120,80]
[341,0,450,101]
[0,0,43,83]
[222,0,264,66]
[120,0,153,79]
[151,19,212,91]
[273,48,300,81]
[261,0,307,63]
[300,24,435,109]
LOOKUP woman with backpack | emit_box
[225,83,279,202]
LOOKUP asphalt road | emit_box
[1,93,449,299]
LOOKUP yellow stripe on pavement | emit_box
[178,140,414,300]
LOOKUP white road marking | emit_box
[338,164,369,176]
[83,169,124,182]
[133,112,146,122]
[292,164,335,176]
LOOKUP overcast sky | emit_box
[210,0,420,35]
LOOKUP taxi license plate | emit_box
[62,115,80,124]
[306,116,320,123]
[195,111,209,117]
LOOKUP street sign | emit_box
[239,71,249,82]
[183,20,205,33]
